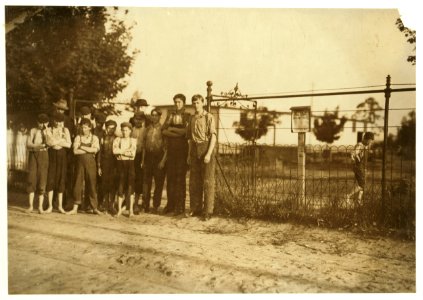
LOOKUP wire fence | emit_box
[215,143,415,235]
[7,127,415,236]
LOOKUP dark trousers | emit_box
[166,138,188,212]
[353,163,366,189]
[64,150,74,207]
[101,155,117,194]
[117,160,135,200]
[27,151,49,194]
[134,152,143,195]
[143,151,166,209]
[73,154,98,209]
[46,148,67,193]
[189,142,216,215]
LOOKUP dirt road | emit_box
[8,192,415,294]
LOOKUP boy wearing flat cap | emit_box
[113,122,137,217]
[76,106,96,134]
[45,112,72,213]
[26,113,50,213]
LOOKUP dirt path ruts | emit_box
[8,206,415,293]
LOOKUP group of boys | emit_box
[26,93,217,221]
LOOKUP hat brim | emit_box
[53,103,69,110]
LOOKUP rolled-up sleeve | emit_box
[207,114,217,139]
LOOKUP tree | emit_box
[313,107,347,144]
[234,107,281,143]
[396,110,415,159]
[396,18,416,65]
[354,97,382,124]
[6,6,137,114]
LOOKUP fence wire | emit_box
[215,143,415,233]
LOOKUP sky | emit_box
[110,5,416,133]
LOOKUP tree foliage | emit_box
[234,107,281,143]
[313,107,347,144]
[396,110,415,159]
[354,97,382,124]
[6,6,137,113]
[396,18,416,65]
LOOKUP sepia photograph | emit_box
[1,0,419,296]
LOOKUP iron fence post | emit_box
[382,74,391,222]
[206,81,212,112]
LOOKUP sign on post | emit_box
[290,106,311,207]
[290,106,311,133]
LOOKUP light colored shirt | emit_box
[27,127,48,151]
[351,142,368,164]
[187,111,217,144]
[145,123,165,153]
[113,137,137,160]
[46,126,71,150]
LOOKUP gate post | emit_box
[290,106,311,207]
[298,132,306,206]
[206,81,213,112]
[381,75,391,221]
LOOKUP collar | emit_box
[172,108,185,114]
[194,110,207,118]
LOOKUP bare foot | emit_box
[44,207,53,214]
[116,210,122,217]
[38,208,45,214]
[25,207,33,213]
[58,207,66,214]
[93,209,103,215]
[129,211,134,218]
[66,209,78,215]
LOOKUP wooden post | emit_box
[381,75,391,221]
[290,106,311,207]
[298,132,306,206]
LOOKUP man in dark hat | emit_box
[134,99,148,113]
[131,111,148,213]
[51,99,75,211]
[26,113,50,213]
[51,99,75,138]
